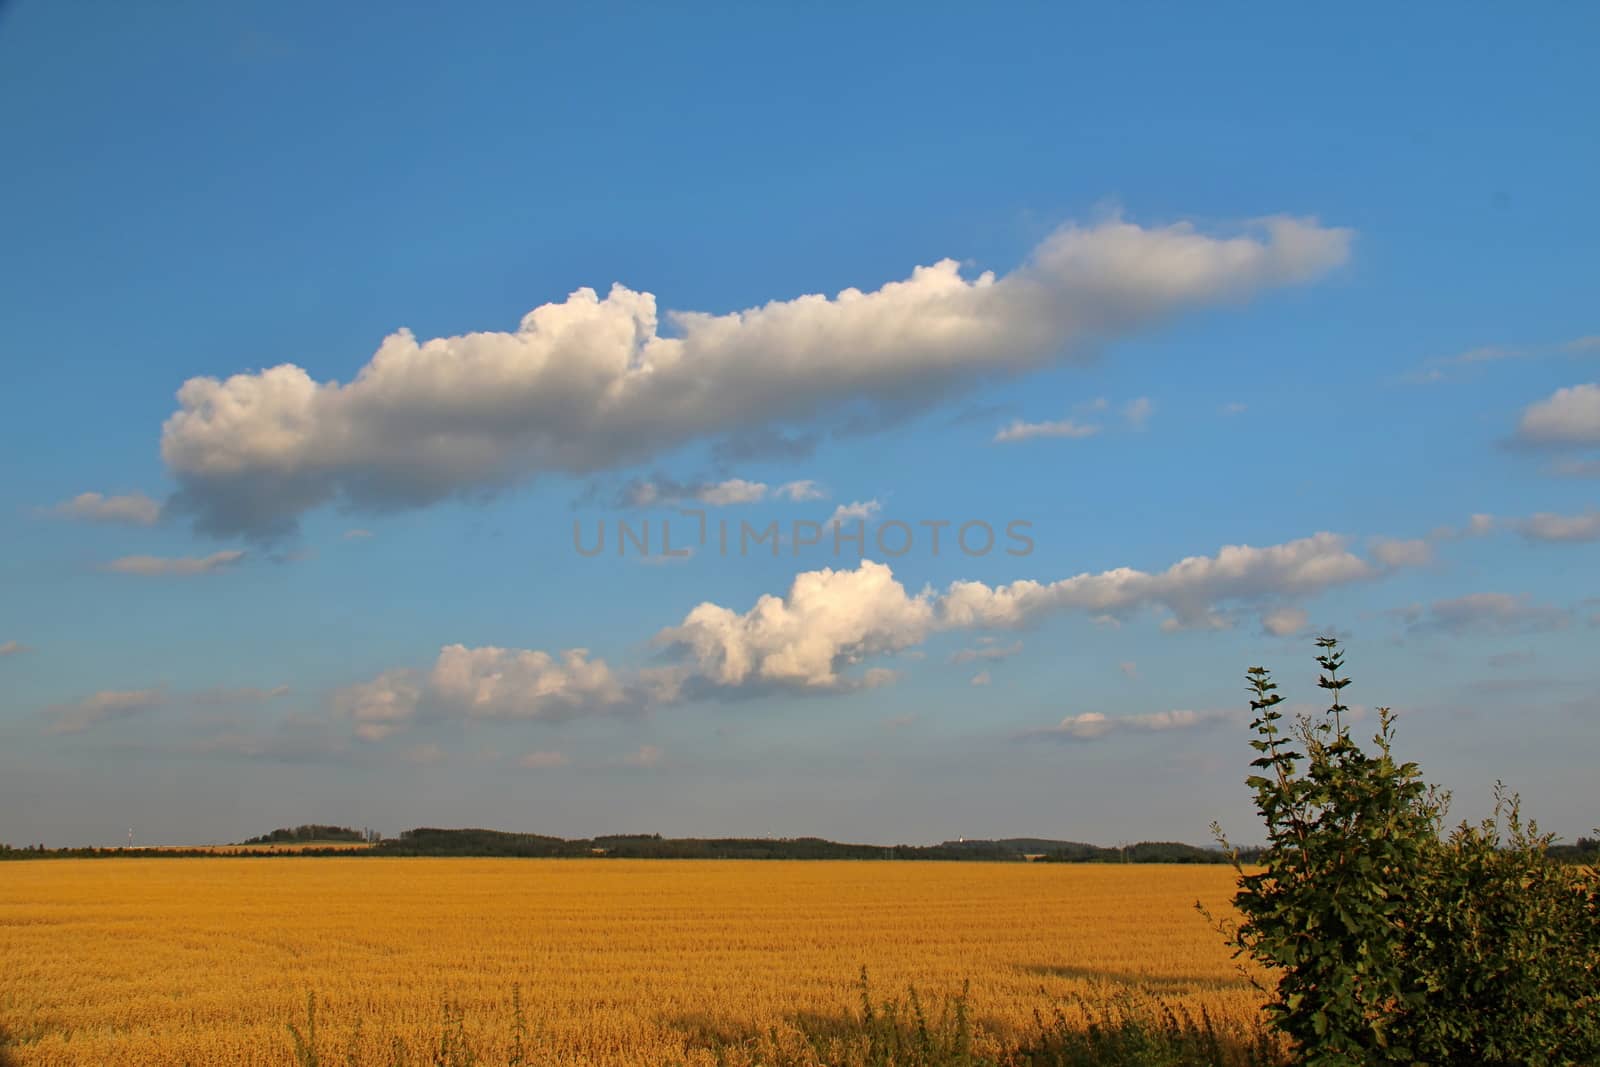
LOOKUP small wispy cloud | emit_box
[1369,537,1434,568]
[969,670,992,686]
[1022,709,1230,743]
[949,640,1023,665]
[0,640,31,658]
[103,550,246,576]
[45,687,165,735]
[993,418,1099,443]
[776,480,826,501]
[1123,396,1154,430]
[1514,509,1600,543]
[1402,344,1528,385]
[622,475,824,508]
[1389,592,1571,636]
[829,499,881,524]
[41,491,161,526]
[1261,607,1310,637]
[1406,333,1598,386]
[695,479,769,506]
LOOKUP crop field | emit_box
[0,859,1266,1066]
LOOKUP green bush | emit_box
[1213,639,1600,1065]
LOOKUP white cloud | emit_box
[1429,514,1495,541]
[623,476,821,508]
[970,670,992,686]
[45,687,165,735]
[0,640,30,657]
[1261,606,1310,637]
[331,528,1424,728]
[1515,383,1600,446]
[103,550,246,576]
[305,521,1442,736]
[829,499,881,524]
[939,532,1388,633]
[658,560,935,691]
[1369,537,1433,568]
[335,644,627,741]
[623,475,760,507]
[517,749,570,769]
[159,215,1351,537]
[343,528,374,540]
[44,491,161,526]
[333,669,423,741]
[1026,709,1225,742]
[657,532,1411,697]
[1123,396,1154,430]
[1118,660,1138,679]
[775,480,826,501]
[694,479,768,505]
[429,644,626,719]
[993,418,1099,443]
[1220,402,1247,416]
[860,667,900,688]
[1515,510,1600,543]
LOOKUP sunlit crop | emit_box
[0,859,1265,1065]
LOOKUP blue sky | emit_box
[1,2,1597,847]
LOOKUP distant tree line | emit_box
[3,826,1592,865]
[257,828,1254,862]
[240,824,379,845]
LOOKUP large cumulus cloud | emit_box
[161,216,1350,537]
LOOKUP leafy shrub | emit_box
[1213,639,1600,1065]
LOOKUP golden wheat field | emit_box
[0,859,1266,1066]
